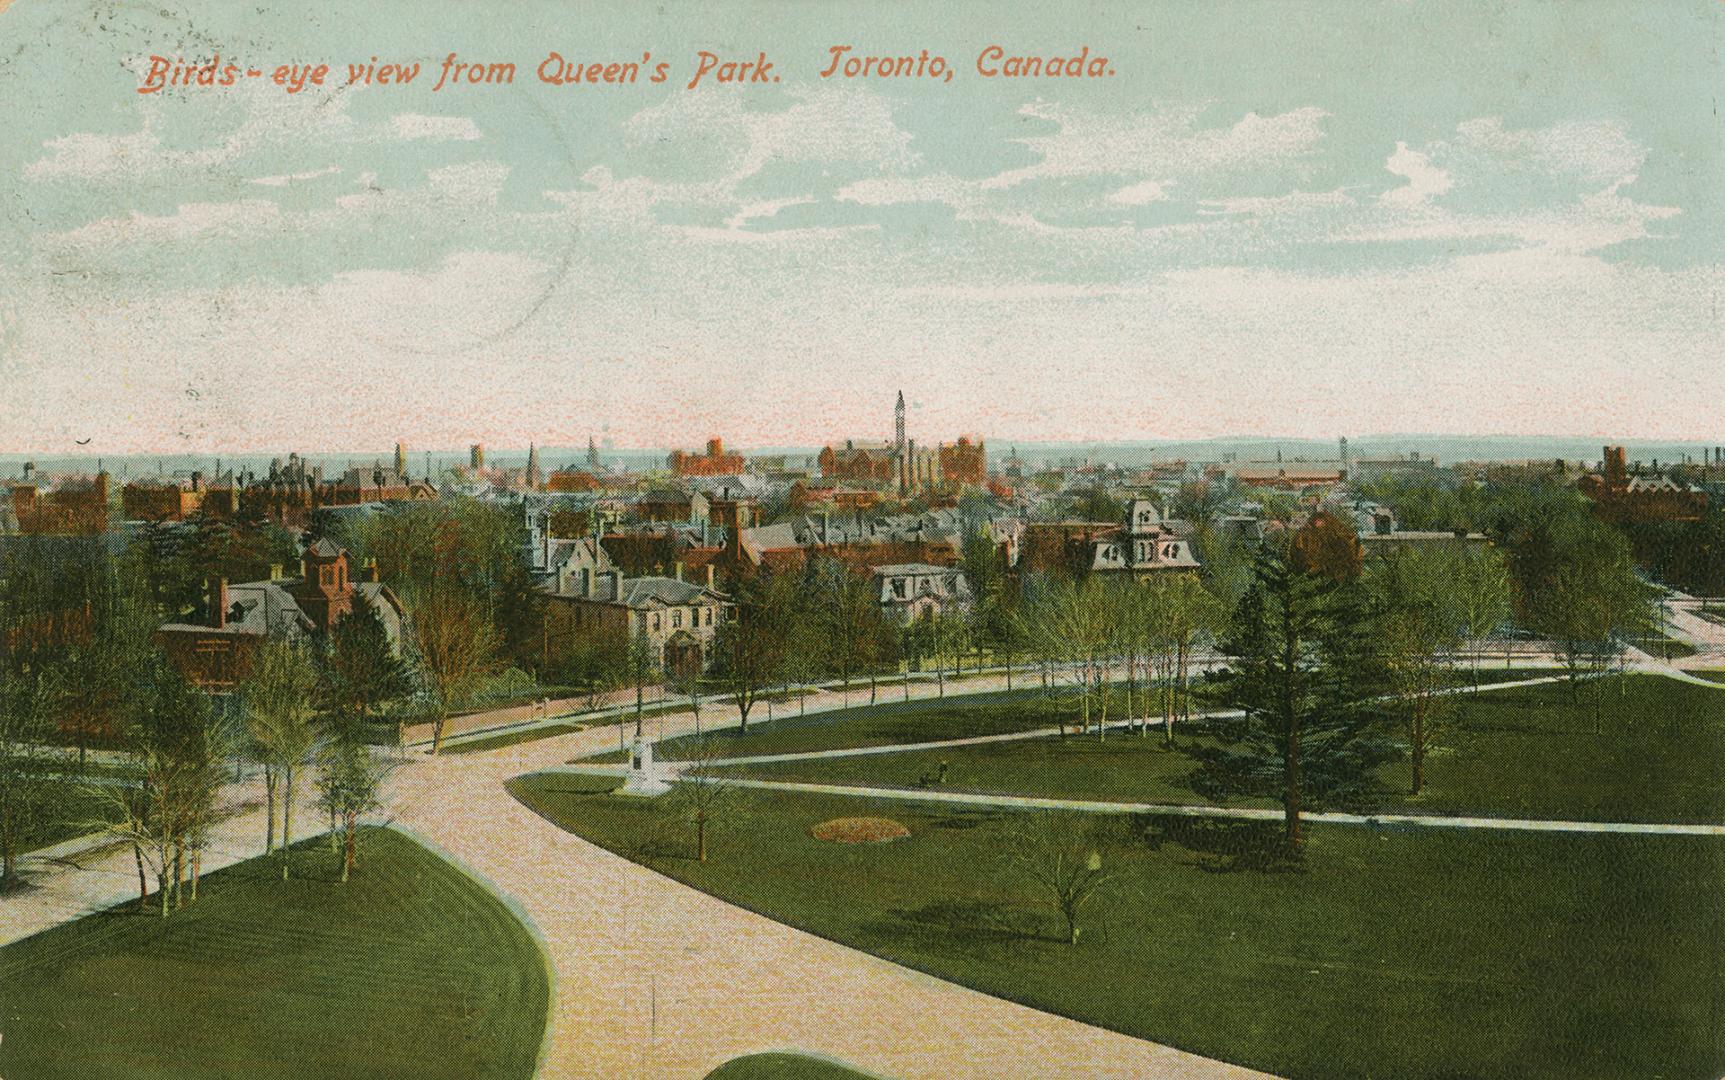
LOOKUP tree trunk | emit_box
[343,811,357,882]
[190,848,201,902]
[134,842,149,911]
[431,710,448,755]
[173,839,185,910]
[158,869,171,917]
[697,812,707,863]
[264,767,277,854]
[281,765,295,880]
[1410,705,1426,796]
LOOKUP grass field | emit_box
[512,774,1725,1080]
[583,688,1073,764]
[618,668,1556,766]
[705,1052,882,1080]
[0,827,549,1080]
[716,674,1725,824]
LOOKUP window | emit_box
[652,614,661,632]
[673,609,683,629]
[704,607,712,626]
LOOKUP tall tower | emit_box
[470,444,485,471]
[393,442,407,475]
[894,390,906,454]
[587,435,600,470]
[1339,436,1350,477]
[526,443,542,490]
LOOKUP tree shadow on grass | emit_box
[1143,816,1304,874]
[873,896,1049,951]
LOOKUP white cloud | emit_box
[46,199,283,249]
[252,164,340,187]
[24,93,483,183]
[1107,180,1170,206]
[837,102,1329,226]
[1379,141,1453,207]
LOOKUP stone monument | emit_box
[619,736,673,797]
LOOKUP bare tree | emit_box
[1005,811,1115,945]
[671,737,734,863]
[410,585,499,754]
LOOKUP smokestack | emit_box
[705,563,714,589]
[674,561,684,581]
[208,578,228,629]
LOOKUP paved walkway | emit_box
[387,734,1272,1080]
[546,770,1723,837]
[6,774,283,948]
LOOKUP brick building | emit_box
[668,438,745,477]
[8,469,111,535]
[1579,445,1707,525]
[538,565,730,680]
[155,540,404,694]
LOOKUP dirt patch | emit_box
[809,817,911,844]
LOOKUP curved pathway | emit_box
[387,727,1272,1080]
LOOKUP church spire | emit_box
[526,442,542,490]
[894,390,906,453]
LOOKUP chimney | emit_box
[208,578,228,630]
[674,561,684,581]
[705,563,715,589]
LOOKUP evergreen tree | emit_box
[319,592,412,730]
[1198,544,1394,852]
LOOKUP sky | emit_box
[0,0,1720,455]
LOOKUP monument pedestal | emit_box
[618,737,673,797]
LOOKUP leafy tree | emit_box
[1288,510,1363,581]
[1203,544,1393,852]
[807,556,881,704]
[0,671,64,887]
[315,738,395,882]
[107,660,224,914]
[1368,549,1469,795]
[1453,546,1513,689]
[710,574,786,733]
[242,639,324,876]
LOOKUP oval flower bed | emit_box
[808,817,911,844]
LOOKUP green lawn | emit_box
[0,827,549,1080]
[612,668,1555,767]
[706,1052,882,1080]
[585,688,1075,764]
[719,675,1725,824]
[512,775,1725,1080]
